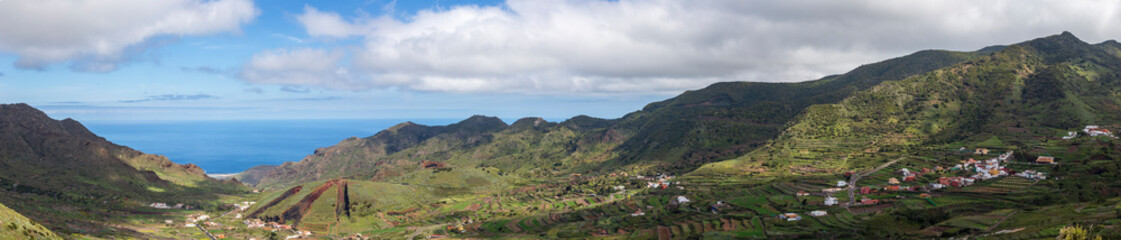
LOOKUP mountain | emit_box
[255,46,992,190]
[603,47,996,171]
[0,103,247,237]
[696,31,1121,175]
[256,115,509,189]
[238,32,1121,239]
[212,164,277,186]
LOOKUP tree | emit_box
[1057,225,1103,240]
[267,231,281,240]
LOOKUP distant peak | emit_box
[1014,31,1094,62]
[511,117,554,129]
[0,103,36,112]
[458,115,507,125]
[1038,31,1084,43]
[449,115,508,132]
[386,121,419,132]
[0,103,54,123]
[1097,39,1121,49]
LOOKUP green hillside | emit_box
[15,32,1121,239]
[255,47,990,191]
[696,31,1121,176]
[0,202,59,240]
[231,32,1121,239]
[606,48,992,172]
[0,103,248,237]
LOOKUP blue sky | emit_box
[2,0,1120,122]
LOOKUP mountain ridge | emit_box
[0,103,247,237]
[253,42,993,190]
[695,31,1121,175]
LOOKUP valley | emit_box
[3,32,1121,239]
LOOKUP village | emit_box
[771,147,1060,223]
[765,124,1118,224]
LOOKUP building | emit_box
[809,210,827,217]
[824,196,838,206]
[999,151,1014,161]
[860,197,879,205]
[837,180,848,187]
[1063,131,1078,139]
[1036,156,1055,164]
[1084,125,1115,137]
[975,148,990,155]
[888,178,900,185]
[1016,170,1048,180]
[673,196,691,204]
[781,213,802,221]
[860,186,872,194]
[930,183,944,190]
[796,191,810,196]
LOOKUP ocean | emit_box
[82,119,459,174]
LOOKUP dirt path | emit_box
[404,225,442,240]
[984,210,1017,232]
[197,225,216,240]
[848,157,906,206]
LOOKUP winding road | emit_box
[846,156,907,206]
[198,225,217,240]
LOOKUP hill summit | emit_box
[0,103,246,237]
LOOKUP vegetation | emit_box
[0,104,249,238]
[4,32,1121,239]
[240,32,1121,238]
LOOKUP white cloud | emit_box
[239,48,362,90]
[0,0,258,72]
[297,6,365,38]
[258,0,1121,94]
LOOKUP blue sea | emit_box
[83,119,459,174]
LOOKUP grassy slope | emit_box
[606,48,990,172]
[0,104,248,237]
[255,47,988,192]
[0,202,59,240]
[696,32,1121,176]
[230,33,1121,239]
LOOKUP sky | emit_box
[2,0,1121,122]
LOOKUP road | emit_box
[197,225,217,240]
[846,156,906,206]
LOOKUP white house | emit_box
[1063,131,1078,140]
[836,180,848,187]
[824,196,838,206]
[674,196,691,204]
[630,210,645,217]
[809,210,827,217]
[1084,125,1115,138]
[781,213,802,221]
